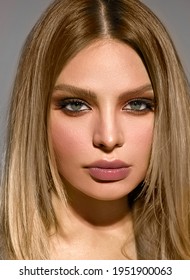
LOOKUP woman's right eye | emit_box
[57,98,91,114]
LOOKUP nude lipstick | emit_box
[87,160,131,181]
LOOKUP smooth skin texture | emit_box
[49,40,154,259]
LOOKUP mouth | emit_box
[86,160,131,182]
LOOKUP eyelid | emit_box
[54,98,92,116]
[55,97,91,107]
[122,97,155,111]
[52,96,155,113]
[124,97,154,105]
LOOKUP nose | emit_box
[93,110,124,152]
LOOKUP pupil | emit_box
[133,101,142,109]
[71,102,82,110]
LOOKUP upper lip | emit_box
[86,160,130,169]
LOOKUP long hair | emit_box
[0,0,190,259]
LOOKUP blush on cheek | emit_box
[128,119,153,144]
[136,130,153,147]
[50,119,88,166]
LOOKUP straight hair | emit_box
[0,0,190,259]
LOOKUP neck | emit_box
[50,187,136,259]
[52,184,131,232]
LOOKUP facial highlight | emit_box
[50,40,154,201]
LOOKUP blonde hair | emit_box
[0,0,190,259]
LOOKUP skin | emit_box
[49,39,154,259]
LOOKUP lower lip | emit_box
[88,167,130,181]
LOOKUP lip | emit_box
[86,160,131,182]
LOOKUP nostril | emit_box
[92,117,125,150]
[93,140,123,152]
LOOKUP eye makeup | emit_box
[51,83,154,116]
[123,97,155,114]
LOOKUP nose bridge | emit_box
[93,105,124,150]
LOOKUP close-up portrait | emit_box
[0,0,190,260]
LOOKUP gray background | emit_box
[0,0,190,159]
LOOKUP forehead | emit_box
[55,39,151,95]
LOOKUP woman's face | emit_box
[50,40,154,201]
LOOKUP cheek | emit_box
[50,115,89,161]
[134,126,153,146]
[126,117,154,157]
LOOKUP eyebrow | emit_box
[53,84,98,101]
[53,83,153,101]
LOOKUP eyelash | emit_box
[123,98,154,114]
[56,98,91,115]
[56,98,154,116]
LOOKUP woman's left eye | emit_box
[123,98,154,113]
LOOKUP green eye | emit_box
[58,98,91,114]
[123,98,154,113]
[65,101,88,111]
